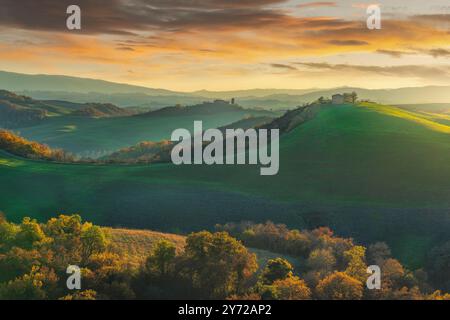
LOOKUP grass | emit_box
[249,248,301,273]
[396,103,450,126]
[359,102,450,133]
[14,110,268,156]
[0,103,449,268]
[107,228,186,268]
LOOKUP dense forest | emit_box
[0,214,448,300]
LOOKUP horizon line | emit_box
[1,69,449,94]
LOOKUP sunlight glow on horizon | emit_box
[0,0,449,91]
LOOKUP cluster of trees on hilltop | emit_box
[100,140,173,164]
[0,214,448,300]
[0,130,74,162]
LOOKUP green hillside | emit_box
[70,103,135,118]
[396,103,450,126]
[0,102,449,267]
[0,90,79,116]
[14,102,272,157]
[0,70,182,96]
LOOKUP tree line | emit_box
[0,214,448,300]
[0,130,74,162]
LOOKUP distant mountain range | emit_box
[2,70,450,109]
[0,70,181,96]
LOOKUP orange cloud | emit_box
[1,1,450,90]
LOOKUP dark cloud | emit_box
[427,48,450,58]
[116,46,135,51]
[296,62,450,80]
[412,14,450,29]
[413,14,450,23]
[145,0,287,9]
[0,0,136,34]
[377,48,450,58]
[0,0,289,34]
[376,49,411,58]
[270,63,297,70]
[328,40,369,46]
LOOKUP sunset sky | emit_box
[0,0,449,91]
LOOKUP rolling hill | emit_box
[0,99,47,128]
[107,228,186,268]
[140,100,244,117]
[0,90,139,129]
[4,71,450,111]
[396,103,450,126]
[71,103,135,118]
[0,70,181,96]
[0,102,448,267]
[99,115,276,164]
[12,100,275,157]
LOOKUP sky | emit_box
[0,0,449,91]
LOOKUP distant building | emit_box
[332,94,344,104]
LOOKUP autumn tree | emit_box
[307,248,336,274]
[261,258,293,284]
[181,231,258,299]
[15,217,47,249]
[81,224,109,262]
[344,246,367,283]
[271,276,311,300]
[316,272,363,300]
[0,266,58,300]
[146,240,176,276]
[366,242,391,265]
[0,247,41,282]
[427,290,450,300]
[0,218,19,253]
[60,289,97,300]
[427,241,450,291]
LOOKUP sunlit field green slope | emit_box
[14,108,270,157]
[1,102,449,267]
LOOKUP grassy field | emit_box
[13,109,269,157]
[107,228,186,268]
[396,103,450,126]
[1,102,449,267]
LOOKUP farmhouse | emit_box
[332,92,357,104]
